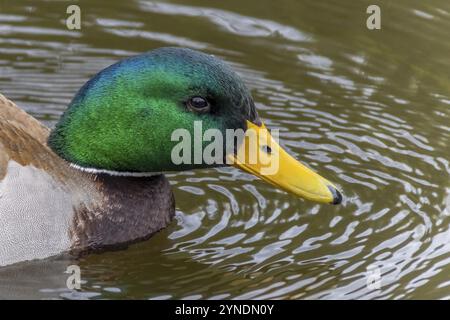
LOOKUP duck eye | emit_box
[187,96,210,113]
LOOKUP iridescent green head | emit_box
[48,47,343,204]
[48,47,259,174]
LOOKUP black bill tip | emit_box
[328,185,343,205]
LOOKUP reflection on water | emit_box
[0,0,449,299]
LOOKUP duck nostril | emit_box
[261,145,272,154]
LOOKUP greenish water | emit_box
[0,0,449,299]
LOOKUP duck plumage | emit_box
[0,93,174,266]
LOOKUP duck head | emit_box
[48,47,342,205]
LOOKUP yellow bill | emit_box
[227,121,342,205]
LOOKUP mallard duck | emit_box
[0,47,342,266]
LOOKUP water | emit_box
[0,0,449,299]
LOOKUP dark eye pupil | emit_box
[191,96,208,109]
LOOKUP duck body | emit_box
[0,93,174,266]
